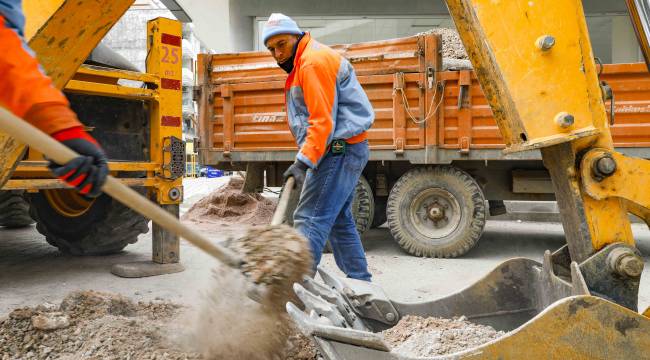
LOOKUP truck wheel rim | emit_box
[409,188,462,239]
[44,189,95,218]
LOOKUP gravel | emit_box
[419,28,469,60]
[383,315,505,357]
[0,290,199,360]
[0,290,321,360]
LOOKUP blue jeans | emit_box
[293,140,372,281]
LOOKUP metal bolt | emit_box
[385,312,396,322]
[536,35,556,51]
[608,247,644,278]
[168,187,182,201]
[596,156,617,176]
[554,112,574,128]
[591,154,617,182]
[427,203,445,221]
[429,207,442,219]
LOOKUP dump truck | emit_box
[195,23,650,258]
[280,0,650,358]
[0,0,184,274]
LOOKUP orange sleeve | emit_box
[297,63,336,168]
[0,16,82,134]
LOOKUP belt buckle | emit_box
[331,139,346,155]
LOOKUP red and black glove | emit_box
[48,126,109,198]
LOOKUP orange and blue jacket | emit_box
[285,33,374,169]
[0,0,82,135]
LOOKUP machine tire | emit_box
[0,190,34,228]
[28,189,149,255]
[387,166,486,258]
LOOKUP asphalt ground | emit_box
[2,177,650,315]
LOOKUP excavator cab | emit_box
[286,1,650,358]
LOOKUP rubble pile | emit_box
[383,314,505,357]
[0,291,199,360]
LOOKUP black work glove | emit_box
[283,160,308,188]
[49,127,109,198]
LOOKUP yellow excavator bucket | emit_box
[287,0,650,358]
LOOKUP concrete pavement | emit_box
[2,177,650,317]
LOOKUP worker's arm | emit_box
[0,15,107,197]
[296,62,337,169]
[0,15,81,133]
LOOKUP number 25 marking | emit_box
[161,45,179,64]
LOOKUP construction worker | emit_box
[0,0,108,197]
[263,13,374,281]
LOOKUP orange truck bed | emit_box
[195,33,650,258]
[196,33,650,166]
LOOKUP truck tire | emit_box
[283,175,373,253]
[283,175,373,235]
[387,166,486,258]
[351,175,374,234]
[28,189,149,255]
[371,197,387,228]
[0,190,34,228]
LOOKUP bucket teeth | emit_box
[293,282,349,328]
[302,276,338,303]
[570,262,590,296]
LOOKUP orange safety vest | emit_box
[285,33,374,168]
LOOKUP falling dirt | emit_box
[229,225,312,308]
[383,315,505,357]
[182,177,277,226]
[178,265,316,360]
[175,225,313,359]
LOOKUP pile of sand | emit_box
[383,315,504,357]
[182,177,277,226]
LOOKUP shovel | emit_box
[0,106,300,300]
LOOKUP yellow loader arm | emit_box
[0,0,134,186]
[284,1,650,358]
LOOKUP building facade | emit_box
[178,0,643,65]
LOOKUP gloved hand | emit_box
[283,159,308,187]
[48,126,109,198]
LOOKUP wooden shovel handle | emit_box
[271,176,296,226]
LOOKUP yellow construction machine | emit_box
[286,0,650,358]
[0,0,185,276]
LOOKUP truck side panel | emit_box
[197,34,650,165]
